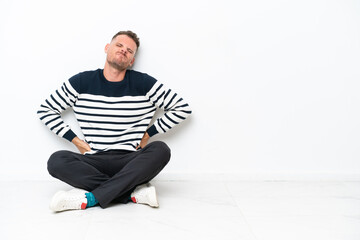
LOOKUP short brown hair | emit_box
[112,30,140,49]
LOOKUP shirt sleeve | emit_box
[37,80,79,142]
[145,81,192,137]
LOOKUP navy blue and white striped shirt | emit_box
[37,69,191,154]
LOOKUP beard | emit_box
[106,55,131,71]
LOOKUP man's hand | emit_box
[136,132,150,150]
[72,136,91,154]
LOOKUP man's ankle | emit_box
[85,192,99,208]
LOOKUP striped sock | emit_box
[85,192,99,208]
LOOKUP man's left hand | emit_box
[136,132,150,150]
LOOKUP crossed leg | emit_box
[47,141,171,208]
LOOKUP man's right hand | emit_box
[72,136,91,154]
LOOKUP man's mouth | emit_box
[116,52,126,57]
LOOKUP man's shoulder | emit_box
[68,69,102,93]
[127,69,156,82]
[127,69,157,92]
[71,69,101,79]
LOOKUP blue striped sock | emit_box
[85,192,99,208]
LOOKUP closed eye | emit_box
[116,44,133,54]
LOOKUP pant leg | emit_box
[92,141,171,208]
[47,150,111,191]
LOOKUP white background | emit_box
[0,0,359,180]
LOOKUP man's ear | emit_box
[104,43,110,53]
[130,57,135,67]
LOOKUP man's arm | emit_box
[37,80,89,153]
[145,81,192,138]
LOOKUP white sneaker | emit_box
[131,183,159,208]
[50,188,88,212]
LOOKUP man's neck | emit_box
[103,63,127,82]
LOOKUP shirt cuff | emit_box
[63,129,77,142]
[146,125,158,137]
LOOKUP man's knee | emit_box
[47,150,70,177]
[149,141,171,163]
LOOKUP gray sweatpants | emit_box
[47,141,171,208]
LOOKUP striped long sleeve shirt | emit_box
[37,69,192,154]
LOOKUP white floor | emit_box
[0,180,359,240]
